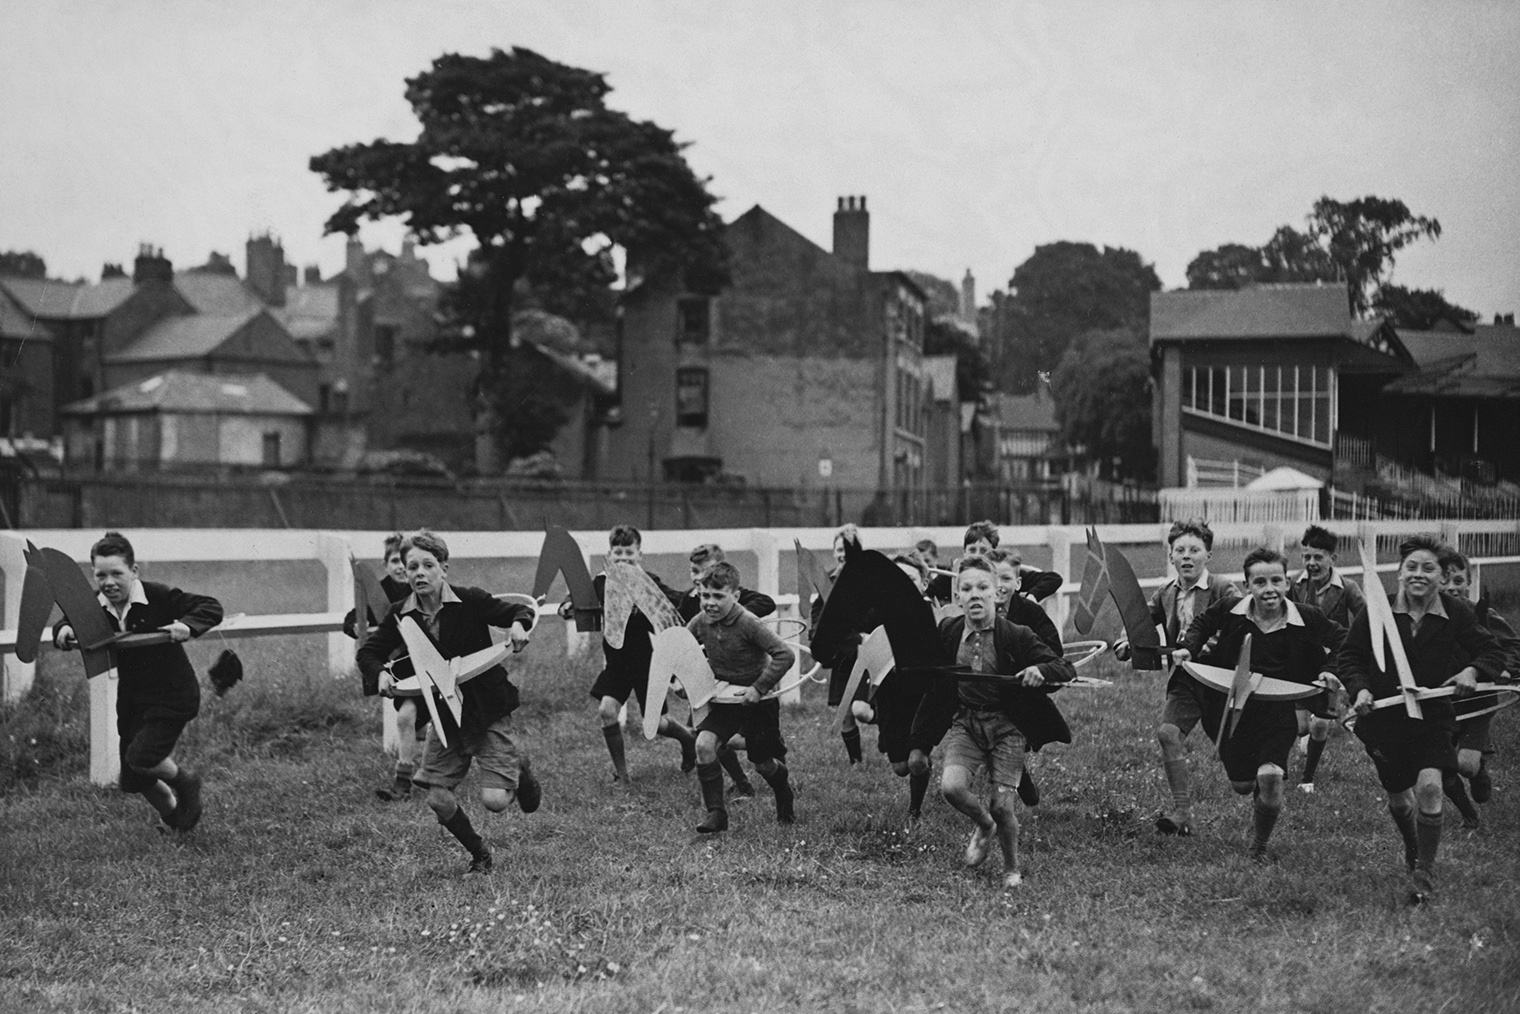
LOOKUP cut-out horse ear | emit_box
[532,526,600,631]
[38,547,129,677]
[1097,535,1166,670]
[14,541,55,664]
[351,555,392,646]
[602,562,681,649]
[1071,527,1111,636]
[794,539,835,636]
[814,548,945,679]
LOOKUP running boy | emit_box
[1339,535,1506,904]
[1115,519,1241,835]
[960,521,1063,601]
[1287,525,1365,794]
[688,562,796,833]
[988,546,1062,807]
[1171,548,1345,860]
[52,532,223,832]
[938,556,1075,888]
[357,530,539,874]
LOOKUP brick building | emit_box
[608,197,931,508]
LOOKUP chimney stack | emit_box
[304,264,322,285]
[345,236,366,282]
[832,195,870,270]
[960,269,977,326]
[245,232,287,307]
[132,244,173,286]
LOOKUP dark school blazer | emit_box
[1180,598,1346,689]
[1003,595,1062,656]
[357,584,536,741]
[1150,573,1241,649]
[342,574,410,639]
[934,615,1076,752]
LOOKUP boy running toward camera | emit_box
[1287,525,1365,795]
[687,562,796,833]
[52,531,223,833]
[357,530,539,874]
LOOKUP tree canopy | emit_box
[1048,328,1155,481]
[1186,195,1443,317]
[310,47,729,470]
[991,242,1160,393]
[1371,284,1478,331]
[0,250,46,279]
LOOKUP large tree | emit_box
[994,242,1160,393]
[1048,328,1155,481]
[1371,284,1478,331]
[310,47,728,471]
[0,250,46,279]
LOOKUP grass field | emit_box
[2,635,1518,1013]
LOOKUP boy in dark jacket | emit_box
[1172,548,1345,860]
[959,520,1063,602]
[53,531,223,832]
[1339,535,1506,904]
[358,530,538,874]
[1288,525,1366,793]
[938,556,1075,888]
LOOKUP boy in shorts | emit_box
[938,556,1074,888]
[687,562,796,833]
[1171,548,1345,860]
[358,530,538,874]
[1339,535,1506,904]
[53,531,223,832]
[1287,525,1365,794]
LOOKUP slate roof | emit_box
[1386,325,1520,398]
[62,370,312,416]
[172,272,265,315]
[1150,283,1353,341]
[0,288,54,341]
[993,388,1059,432]
[0,276,135,319]
[277,283,340,341]
[105,309,263,362]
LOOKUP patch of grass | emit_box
[1,646,1518,1013]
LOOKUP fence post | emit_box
[0,532,35,702]
[750,527,800,704]
[315,531,355,678]
[1047,527,1074,633]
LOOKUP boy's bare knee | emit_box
[597,697,621,725]
[891,762,911,778]
[426,787,455,817]
[481,787,512,813]
[1157,724,1183,755]
[695,732,719,765]
[1457,750,1482,777]
[989,789,1019,823]
[1230,780,1255,795]
[1256,766,1285,806]
[907,751,932,777]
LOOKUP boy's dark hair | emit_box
[963,520,1000,549]
[698,561,741,591]
[609,525,642,548]
[1242,547,1289,578]
[955,555,994,575]
[1437,545,1469,573]
[1167,519,1215,551]
[91,531,135,566]
[402,529,450,564]
[915,538,938,557]
[1398,534,1445,563]
[689,543,725,567]
[383,532,406,558]
[1300,525,1337,554]
[892,553,928,584]
[986,546,1023,568]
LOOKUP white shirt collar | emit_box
[1230,595,1304,626]
[401,582,461,615]
[1176,569,1211,593]
[1392,588,1447,618]
[98,579,149,616]
[1297,569,1344,590]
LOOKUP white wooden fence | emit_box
[4,519,1517,786]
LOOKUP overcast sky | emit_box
[6,1,1518,318]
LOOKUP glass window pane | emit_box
[1297,389,1313,438]
[1262,387,1279,432]
[1314,395,1331,444]
[1184,369,1195,409]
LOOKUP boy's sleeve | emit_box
[478,589,536,631]
[1334,609,1375,698]
[1180,598,1227,657]
[739,587,777,618]
[1009,622,1074,684]
[164,586,223,637]
[1019,567,1063,602]
[1455,603,1507,681]
[748,615,795,695]
[356,609,403,697]
[1342,578,1366,617]
[1147,585,1168,630]
[1484,609,1520,675]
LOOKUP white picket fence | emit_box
[4,519,1517,786]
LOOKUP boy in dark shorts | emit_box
[1339,535,1506,904]
[1171,548,1345,860]
[357,530,538,874]
[52,531,223,832]
[938,556,1075,888]
[1117,519,1241,836]
[1288,525,1366,794]
[687,562,796,834]
[585,525,696,782]
[988,546,1062,807]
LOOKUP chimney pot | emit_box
[832,195,870,270]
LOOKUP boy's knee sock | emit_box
[1251,797,1281,854]
[760,761,795,823]
[1301,736,1327,783]
[1163,758,1191,816]
[602,724,629,780]
[1442,771,1478,823]
[696,762,728,833]
[718,744,753,793]
[439,804,487,858]
[1390,807,1419,869]
[1470,758,1492,803]
[1414,810,1442,874]
[908,765,931,818]
[841,727,863,764]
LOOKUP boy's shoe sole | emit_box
[1155,814,1192,837]
[517,759,542,814]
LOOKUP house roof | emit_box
[921,355,958,402]
[1385,324,1520,398]
[172,272,265,315]
[62,370,312,416]
[277,283,340,341]
[993,388,1059,431]
[0,276,135,319]
[1151,283,1353,341]
[528,343,616,396]
[0,288,54,341]
[105,309,263,362]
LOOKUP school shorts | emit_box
[1353,712,1457,793]
[1454,713,1494,755]
[413,713,521,793]
[697,699,787,765]
[117,696,197,794]
[589,664,659,714]
[1217,703,1298,784]
[941,709,1026,788]
[826,659,870,708]
[1161,669,1225,740]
